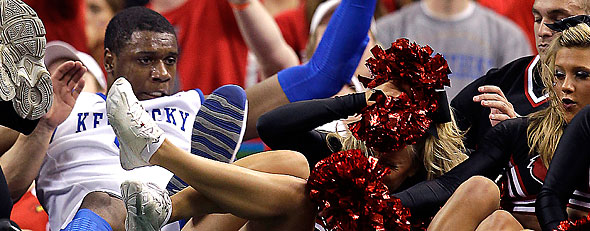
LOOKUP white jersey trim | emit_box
[526,55,548,104]
[513,206,535,213]
[509,166,527,197]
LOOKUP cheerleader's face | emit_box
[554,47,590,123]
[378,146,417,191]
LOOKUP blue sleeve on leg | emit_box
[278,0,376,102]
[61,209,113,231]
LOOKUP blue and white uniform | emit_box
[36,90,204,231]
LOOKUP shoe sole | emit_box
[0,0,52,120]
[122,181,157,231]
[167,85,248,195]
[122,181,170,231]
[190,86,248,163]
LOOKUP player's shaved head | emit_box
[105,6,176,55]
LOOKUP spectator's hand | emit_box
[38,61,86,131]
[473,85,517,126]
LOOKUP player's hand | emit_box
[38,61,86,132]
[472,85,517,126]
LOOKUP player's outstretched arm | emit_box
[243,0,376,139]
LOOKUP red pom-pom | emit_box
[555,215,590,231]
[307,150,418,230]
[349,39,451,152]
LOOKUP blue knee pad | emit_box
[61,209,112,231]
[278,0,376,102]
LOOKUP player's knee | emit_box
[487,210,516,224]
[279,150,310,179]
[263,150,311,179]
[236,150,310,179]
[79,192,126,231]
[457,176,500,209]
[478,210,522,231]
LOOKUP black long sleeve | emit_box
[394,118,526,217]
[537,106,590,231]
[257,93,367,167]
[451,56,547,151]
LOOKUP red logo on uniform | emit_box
[527,155,547,184]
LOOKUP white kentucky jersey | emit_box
[36,89,204,231]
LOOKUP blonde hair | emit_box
[580,0,590,13]
[421,112,468,179]
[329,108,467,180]
[529,22,590,167]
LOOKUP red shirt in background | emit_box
[479,0,536,54]
[380,0,397,13]
[275,3,309,62]
[23,0,88,53]
[11,190,48,231]
[156,1,248,94]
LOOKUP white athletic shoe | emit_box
[107,77,164,170]
[0,0,52,120]
[121,180,171,231]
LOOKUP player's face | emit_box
[378,146,416,191]
[553,47,590,123]
[533,0,585,57]
[109,30,178,100]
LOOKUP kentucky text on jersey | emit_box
[76,108,191,133]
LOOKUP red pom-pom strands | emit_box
[307,150,418,230]
[349,39,451,152]
[555,215,590,231]
[307,39,445,230]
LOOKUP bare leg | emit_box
[428,176,501,231]
[78,192,127,231]
[244,77,289,140]
[150,144,316,230]
[182,149,314,230]
[0,126,18,154]
[183,215,246,231]
[171,190,246,231]
[168,186,224,222]
[475,210,524,231]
